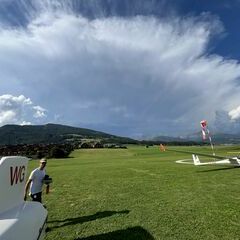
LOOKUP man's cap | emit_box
[40,158,47,163]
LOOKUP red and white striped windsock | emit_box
[200,120,209,140]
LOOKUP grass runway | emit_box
[27,145,240,240]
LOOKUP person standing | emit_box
[24,158,48,203]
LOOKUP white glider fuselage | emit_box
[192,154,240,167]
[160,144,240,167]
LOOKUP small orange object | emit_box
[160,144,166,151]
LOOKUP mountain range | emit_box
[0,124,137,145]
[0,123,239,145]
[152,132,240,144]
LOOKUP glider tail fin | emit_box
[0,156,29,214]
[192,154,201,165]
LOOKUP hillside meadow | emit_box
[27,145,240,240]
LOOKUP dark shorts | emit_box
[30,192,42,203]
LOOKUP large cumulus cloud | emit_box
[0,94,47,126]
[0,4,240,136]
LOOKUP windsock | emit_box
[200,120,215,155]
[200,120,209,140]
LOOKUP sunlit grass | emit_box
[27,145,240,240]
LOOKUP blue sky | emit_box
[0,0,240,138]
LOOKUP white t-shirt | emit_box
[29,168,46,195]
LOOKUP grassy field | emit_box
[27,145,240,240]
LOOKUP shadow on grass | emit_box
[75,226,155,240]
[47,210,129,230]
[196,166,238,172]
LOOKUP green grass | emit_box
[27,145,240,240]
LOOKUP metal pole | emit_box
[207,129,215,156]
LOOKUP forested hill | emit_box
[0,124,137,145]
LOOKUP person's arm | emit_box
[24,170,35,201]
[24,179,32,201]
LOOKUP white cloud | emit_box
[33,105,47,118]
[0,94,47,126]
[20,121,32,125]
[0,110,16,125]
[0,94,32,107]
[0,11,240,136]
[229,106,240,120]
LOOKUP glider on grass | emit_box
[0,156,48,240]
[160,144,240,167]
[160,120,240,167]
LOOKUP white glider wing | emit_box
[160,144,240,167]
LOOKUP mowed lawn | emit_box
[27,145,240,240]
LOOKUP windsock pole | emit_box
[208,133,215,156]
[200,120,215,156]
